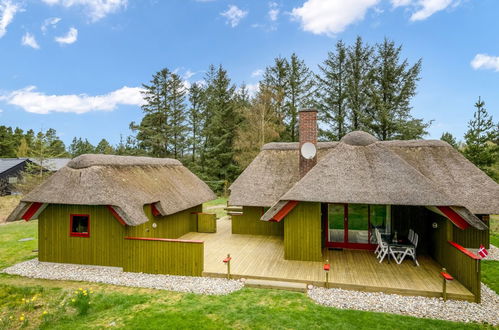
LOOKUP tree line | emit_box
[1,36,497,190]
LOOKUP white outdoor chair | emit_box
[375,229,389,263]
[408,229,414,244]
[389,233,420,266]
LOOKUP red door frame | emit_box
[323,203,376,251]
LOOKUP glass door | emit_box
[325,203,376,250]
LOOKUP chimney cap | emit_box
[299,108,318,113]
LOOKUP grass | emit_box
[489,215,499,247]
[0,195,22,223]
[203,197,228,219]
[0,208,497,329]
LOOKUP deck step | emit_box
[244,279,308,292]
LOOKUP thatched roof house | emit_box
[8,154,216,225]
[230,132,499,218]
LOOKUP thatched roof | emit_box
[228,142,337,207]
[231,131,499,215]
[7,154,216,226]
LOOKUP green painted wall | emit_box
[452,222,489,249]
[284,202,322,261]
[126,205,201,239]
[197,213,217,233]
[123,239,204,276]
[232,206,283,236]
[38,204,125,267]
[430,214,481,302]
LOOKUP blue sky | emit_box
[0,0,498,146]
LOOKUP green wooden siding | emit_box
[452,222,489,249]
[126,205,201,239]
[123,238,204,276]
[232,206,283,236]
[284,202,322,261]
[430,215,481,302]
[197,213,217,233]
[38,204,125,267]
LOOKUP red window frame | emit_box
[70,214,90,237]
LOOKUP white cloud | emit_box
[251,69,264,78]
[184,70,196,80]
[268,2,279,21]
[471,54,499,72]
[41,17,61,34]
[391,0,412,7]
[4,86,145,114]
[21,32,40,49]
[42,0,127,22]
[0,0,20,38]
[291,0,380,36]
[410,0,453,21]
[55,27,78,44]
[220,5,247,27]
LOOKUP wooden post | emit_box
[324,259,330,289]
[440,267,454,301]
[223,254,232,279]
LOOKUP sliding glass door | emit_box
[325,203,379,250]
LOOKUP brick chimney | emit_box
[299,108,318,178]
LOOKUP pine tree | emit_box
[316,40,349,140]
[0,126,16,157]
[16,138,30,157]
[234,85,284,168]
[187,82,206,163]
[168,72,188,158]
[365,39,428,140]
[346,36,373,131]
[69,137,95,157]
[463,97,498,179]
[440,132,458,149]
[284,53,315,141]
[262,56,288,126]
[45,128,68,156]
[202,64,241,187]
[95,139,115,154]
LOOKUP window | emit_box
[70,214,90,237]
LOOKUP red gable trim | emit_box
[448,241,481,260]
[106,205,126,226]
[437,206,470,230]
[125,236,204,244]
[271,201,299,222]
[22,202,43,221]
[151,203,161,217]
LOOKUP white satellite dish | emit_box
[300,142,317,160]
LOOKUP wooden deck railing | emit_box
[446,241,481,303]
[123,237,204,276]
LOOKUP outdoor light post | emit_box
[223,254,232,279]
[324,259,331,288]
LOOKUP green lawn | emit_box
[203,197,228,219]
[0,217,497,329]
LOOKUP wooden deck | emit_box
[180,218,475,301]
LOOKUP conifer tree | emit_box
[16,138,30,157]
[440,132,458,149]
[262,56,288,126]
[202,65,240,186]
[316,40,349,140]
[95,139,115,154]
[187,82,206,163]
[169,72,188,158]
[463,97,498,179]
[69,137,95,157]
[364,39,428,140]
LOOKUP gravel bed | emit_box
[485,244,499,261]
[3,259,243,295]
[308,285,499,325]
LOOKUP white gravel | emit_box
[2,259,243,295]
[485,245,499,261]
[308,285,499,326]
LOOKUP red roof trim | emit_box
[151,203,161,217]
[22,202,43,221]
[272,201,299,222]
[437,206,470,230]
[106,205,126,226]
[125,236,204,244]
[448,241,481,260]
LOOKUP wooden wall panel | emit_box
[197,213,217,233]
[232,206,283,236]
[126,204,201,239]
[38,204,125,267]
[430,214,481,302]
[452,224,489,249]
[123,239,204,276]
[284,202,322,261]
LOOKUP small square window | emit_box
[70,214,90,237]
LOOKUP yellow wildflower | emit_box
[32,296,36,301]
[89,290,94,294]
[79,288,83,291]
[71,299,76,303]
[19,315,25,321]
[74,290,78,294]
[9,316,14,320]
[42,311,48,315]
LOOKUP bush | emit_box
[70,288,93,316]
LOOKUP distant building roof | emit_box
[29,158,71,171]
[0,158,29,175]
